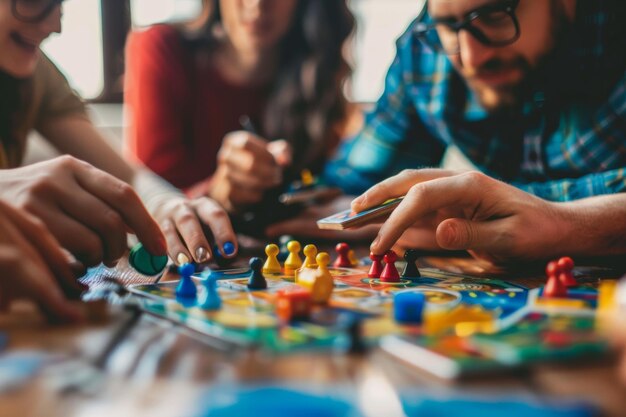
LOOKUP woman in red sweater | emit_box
[125,0,354,218]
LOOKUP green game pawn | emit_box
[129,242,168,276]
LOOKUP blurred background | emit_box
[25,0,424,163]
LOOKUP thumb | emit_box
[267,140,292,167]
[436,218,508,252]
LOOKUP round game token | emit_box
[129,243,168,276]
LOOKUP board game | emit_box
[127,245,616,379]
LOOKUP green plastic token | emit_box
[129,243,168,276]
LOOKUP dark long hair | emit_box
[180,0,355,172]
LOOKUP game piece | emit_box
[559,271,578,288]
[176,263,197,298]
[284,240,302,273]
[247,257,268,290]
[263,244,282,274]
[302,244,318,269]
[301,169,314,187]
[348,250,358,267]
[543,274,567,298]
[557,256,575,271]
[393,291,425,324]
[368,252,383,278]
[223,241,236,256]
[317,197,403,230]
[297,253,334,303]
[425,305,496,336]
[129,242,168,276]
[402,249,421,278]
[557,256,577,287]
[200,276,221,310]
[333,242,352,268]
[276,288,312,322]
[338,314,367,354]
[545,260,559,277]
[380,250,400,282]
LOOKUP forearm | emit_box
[514,169,626,202]
[556,193,626,256]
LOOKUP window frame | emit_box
[92,0,131,103]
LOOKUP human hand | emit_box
[266,195,380,241]
[209,131,292,212]
[352,169,568,264]
[0,200,86,322]
[0,156,167,267]
[152,196,238,264]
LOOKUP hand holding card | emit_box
[316,197,403,230]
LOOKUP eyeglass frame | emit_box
[11,0,64,24]
[414,0,521,55]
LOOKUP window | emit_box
[349,0,425,102]
[41,0,104,100]
[131,0,201,27]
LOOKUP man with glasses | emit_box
[319,0,625,202]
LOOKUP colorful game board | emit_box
[129,261,612,377]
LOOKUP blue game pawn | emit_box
[393,291,425,324]
[176,263,197,298]
[247,257,267,290]
[200,276,221,310]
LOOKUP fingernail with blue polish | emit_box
[223,241,236,256]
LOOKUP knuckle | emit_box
[462,171,488,185]
[112,181,137,203]
[101,209,124,231]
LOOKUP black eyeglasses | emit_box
[415,0,521,55]
[11,0,64,23]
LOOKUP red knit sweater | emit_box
[124,25,267,191]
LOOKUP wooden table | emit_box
[1,252,626,417]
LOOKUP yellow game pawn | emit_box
[284,240,302,274]
[301,169,314,187]
[297,252,334,304]
[263,244,282,274]
[302,244,318,269]
[348,249,358,267]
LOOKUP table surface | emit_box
[2,249,626,417]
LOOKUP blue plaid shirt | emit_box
[324,0,626,201]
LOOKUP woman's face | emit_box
[219,0,298,54]
[0,0,61,78]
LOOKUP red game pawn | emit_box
[368,252,383,278]
[380,250,400,282]
[559,271,577,287]
[545,260,560,278]
[544,274,568,298]
[334,242,352,268]
[557,256,574,272]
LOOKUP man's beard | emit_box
[464,0,573,113]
